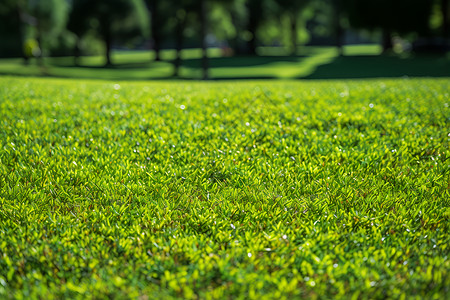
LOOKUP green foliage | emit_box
[0,77,449,298]
[26,0,69,37]
[0,1,23,57]
[67,0,149,61]
[272,0,313,51]
[0,0,70,57]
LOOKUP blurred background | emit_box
[0,0,449,80]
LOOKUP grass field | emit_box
[0,76,449,299]
[0,45,449,80]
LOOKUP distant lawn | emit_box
[0,76,448,299]
[0,45,448,80]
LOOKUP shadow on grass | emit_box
[303,54,450,79]
[1,52,448,81]
[182,55,304,69]
[0,71,184,81]
[48,55,304,70]
[210,76,278,80]
[48,58,156,69]
[3,55,304,81]
[0,69,278,81]
[51,63,157,69]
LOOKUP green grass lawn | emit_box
[0,45,448,80]
[0,76,449,299]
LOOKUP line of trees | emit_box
[0,0,448,76]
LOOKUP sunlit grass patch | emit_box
[0,77,449,299]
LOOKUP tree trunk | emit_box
[334,0,343,56]
[36,26,43,66]
[442,0,449,41]
[381,28,393,53]
[173,12,185,77]
[200,0,209,80]
[15,5,28,64]
[246,1,259,55]
[230,12,243,55]
[105,27,112,66]
[247,14,258,55]
[290,13,298,56]
[74,36,81,66]
[336,25,343,56]
[247,29,257,55]
[150,1,161,61]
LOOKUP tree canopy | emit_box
[1,0,446,63]
[67,0,149,65]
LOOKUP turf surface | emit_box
[0,77,449,299]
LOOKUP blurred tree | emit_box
[165,0,197,77]
[225,0,248,54]
[274,0,311,55]
[2,0,69,61]
[172,8,186,77]
[331,0,344,55]
[67,0,149,66]
[172,0,210,79]
[27,0,68,61]
[207,0,238,50]
[441,0,449,40]
[245,0,271,55]
[145,0,166,61]
[199,0,209,79]
[67,0,90,64]
[343,0,434,52]
[0,1,23,58]
[173,0,236,79]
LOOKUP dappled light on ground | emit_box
[0,45,448,80]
